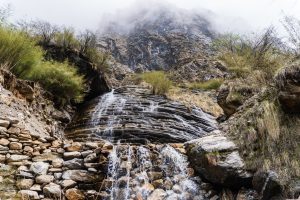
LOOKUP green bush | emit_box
[188,79,223,90]
[27,61,85,104]
[139,71,172,95]
[0,25,85,105]
[0,26,43,77]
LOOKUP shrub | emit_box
[0,26,43,77]
[214,29,287,81]
[27,61,85,104]
[188,79,223,90]
[54,27,79,50]
[139,71,172,95]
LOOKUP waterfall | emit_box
[84,88,217,199]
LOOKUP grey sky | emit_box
[2,0,300,34]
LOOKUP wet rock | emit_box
[148,189,167,200]
[18,190,39,200]
[252,171,282,200]
[65,188,85,200]
[30,162,49,175]
[147,171,163,180]
[36,175,54,184]
[185,134,252,189]
[43,183,61,198]
[16,179,34,189]
[84,153,97,163]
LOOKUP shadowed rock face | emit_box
[65,86,218,143]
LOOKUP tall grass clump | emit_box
[0,26,43,77]
[27,61,85,105]
[139,71,172,95]
[188,78,223,90]
[214,28,288,81]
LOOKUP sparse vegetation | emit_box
[214,28,289,81]
[138,71,172,95]
[187,78,223,90]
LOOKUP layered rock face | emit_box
[65,86,218,143]
[98,6,226,84]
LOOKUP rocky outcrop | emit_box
[98,6,227,84]
[217,80,256,117]
[66,86,218,143]
[185,132,253,190]
[275,62,300,113]
[0,69,71,138]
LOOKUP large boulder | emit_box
[252,171,283,200]
[275,62,300,113]
[185,133,252,189]
[217,81,255,117]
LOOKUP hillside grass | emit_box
[187,78,223,90]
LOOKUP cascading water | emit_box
[82,87,218,199]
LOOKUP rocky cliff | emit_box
[98,6,226,85]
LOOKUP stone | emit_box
[152,179,164,188]
[52,158,64,168]
[0,145,9,151]
[62,170,101,182]
[36,175,54,184]
[275,62,300,113]
[54,172,62,180]
[148,189,167,200]
[84,153,97,163]
[64,158,84,169]
[7,127,20,134]
[16,179,34,189]
[81,150,93,158]
[0,138,10,146]
[32,152,60,162]
[85,142,99,149]
[65,188,85,200]
[185,134,252,189]
[7,155,30,162]
[65,142,82,152]
[23,146,34,153]
[252,171,282,200]
[60,179,77,189]
[64,151,81,159]
[147,171,163,180]
[0,119,10,128]
[43,183,61,198]
[30,184,42,191]
[0,155,5,162]
[9,142,22,150]
[30,162,49,175]
[18,190,39,200]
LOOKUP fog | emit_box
[2,0,300,34]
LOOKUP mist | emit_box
[2,0,300,35]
